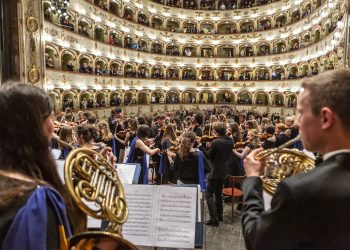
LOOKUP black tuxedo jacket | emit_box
[242,153,350,250]
[201,136,234,180]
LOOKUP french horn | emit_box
[255,135,315,195]
[64,147,138,250]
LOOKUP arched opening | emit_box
[110,61,122,76]
[80,92,94,109]
[290,38,299,51]
[138,92,149,105]
[200,22,215,34]
[217,45,235,57]
[60,13,75,32]
[62,92,75,110]
[286,93,297,107]
[138,12,149,26]
[256,67,270,80]
[137,64,150,78]
[183,45,197,57]
[94,25,106,43]
[124,35,137,50]
[166,91,180,103]
[302,3,311,18]
[218,21,237,34]
[78,18,91,37]
[95,59,108,75]
[166,67,179,80]
[301,33,311,48]
[240,20,254,33]
[182,68,196,80]
[273,40,287,54]
[271,93,284,106]
[109,31,122,46]
[124,64,136,77]
[199,91,214,103]
[183,21,197,33]
[79,56,93,74]
[45,46,58,69]
[313,29,321,43]
[94,0,108,10]
[275,14,287,28]
[123,6,134,21]
[166,19,180,32]
[291,9,301,23]
[239,44,253,57]
[299,64,309,77]
[151,16,163,29]
[217,91,233,103]
[257,43,271,56]
[255,92,269,105]
[238,68,253,80]
[310,61,319,75]
[110,91,122,106]
[61,50,75,71]
[151,66,164,79]
[151,42,163,54]
[237,92,252,104]
[272,67,285,80]
[166,44,180,56]
[124,91,135,105]
[182,91,196,104]
[138,39,148,52]
[218,68,235,80]
[200,46,214,57]
[257,17,271,31]
[96,92,107,108]
[199,68,214,80]
[109,1,120,16]
[287,65,299,79]
[151,91,165,104]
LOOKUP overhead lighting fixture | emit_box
[50,0,71,17]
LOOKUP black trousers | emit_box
[206,179,225,223]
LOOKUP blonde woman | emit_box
[97,120,114,148]
[58,126,75,159]
[233,129,261,159]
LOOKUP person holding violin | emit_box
[58,126,75,159]
[233,129,261,160]
[199,122,234,227]
[159,124,178,184]
[108,108,126,160]
[260,126,276,149]
[150,114,166,184]
[126,125,160,184]
[189,112,204,137]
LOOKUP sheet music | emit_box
[123,185,197,248]
[55,160,65,182]
[116,164,137,184]
[51,149,61,160]
[123,185,154,246]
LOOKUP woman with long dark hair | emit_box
[126,124,160,184]
[0,83,85,249]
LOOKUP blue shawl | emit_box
[126,136,148,184]
[197,150,207,192]
[2,186,72,250]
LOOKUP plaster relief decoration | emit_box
[233,82,256,88]
[197,82,218,87]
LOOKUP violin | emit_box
[233,141,249,149]
[259,133,273,139]
[160,146,179,154]
[116,129,131,139]
[200,135,219,143]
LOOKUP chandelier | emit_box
[50,0,71,18]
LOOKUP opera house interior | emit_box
[0,0,350,249]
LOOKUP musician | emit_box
[233,129,260,159]
[150,114,166,184]
[275,123,291,147]
[173,131,211,188]
[242,69,350,250]
[0,83,84,249]
[190,112,204,137]
[96,121,113,148]
[58,126,75,159]
[260,126,276,149]
[108,108,125,159]
[200,122,234,226]
[159,124,178,184]
[126,125,160,184]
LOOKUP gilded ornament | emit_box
[28,66,40,84]
[26,17,39,32]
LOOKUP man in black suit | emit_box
[242,69,350,249]
[201,122,234,226]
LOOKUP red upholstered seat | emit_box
[222,175,246,223]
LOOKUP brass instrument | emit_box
[64,148,138,249]
[255,135,315,195]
